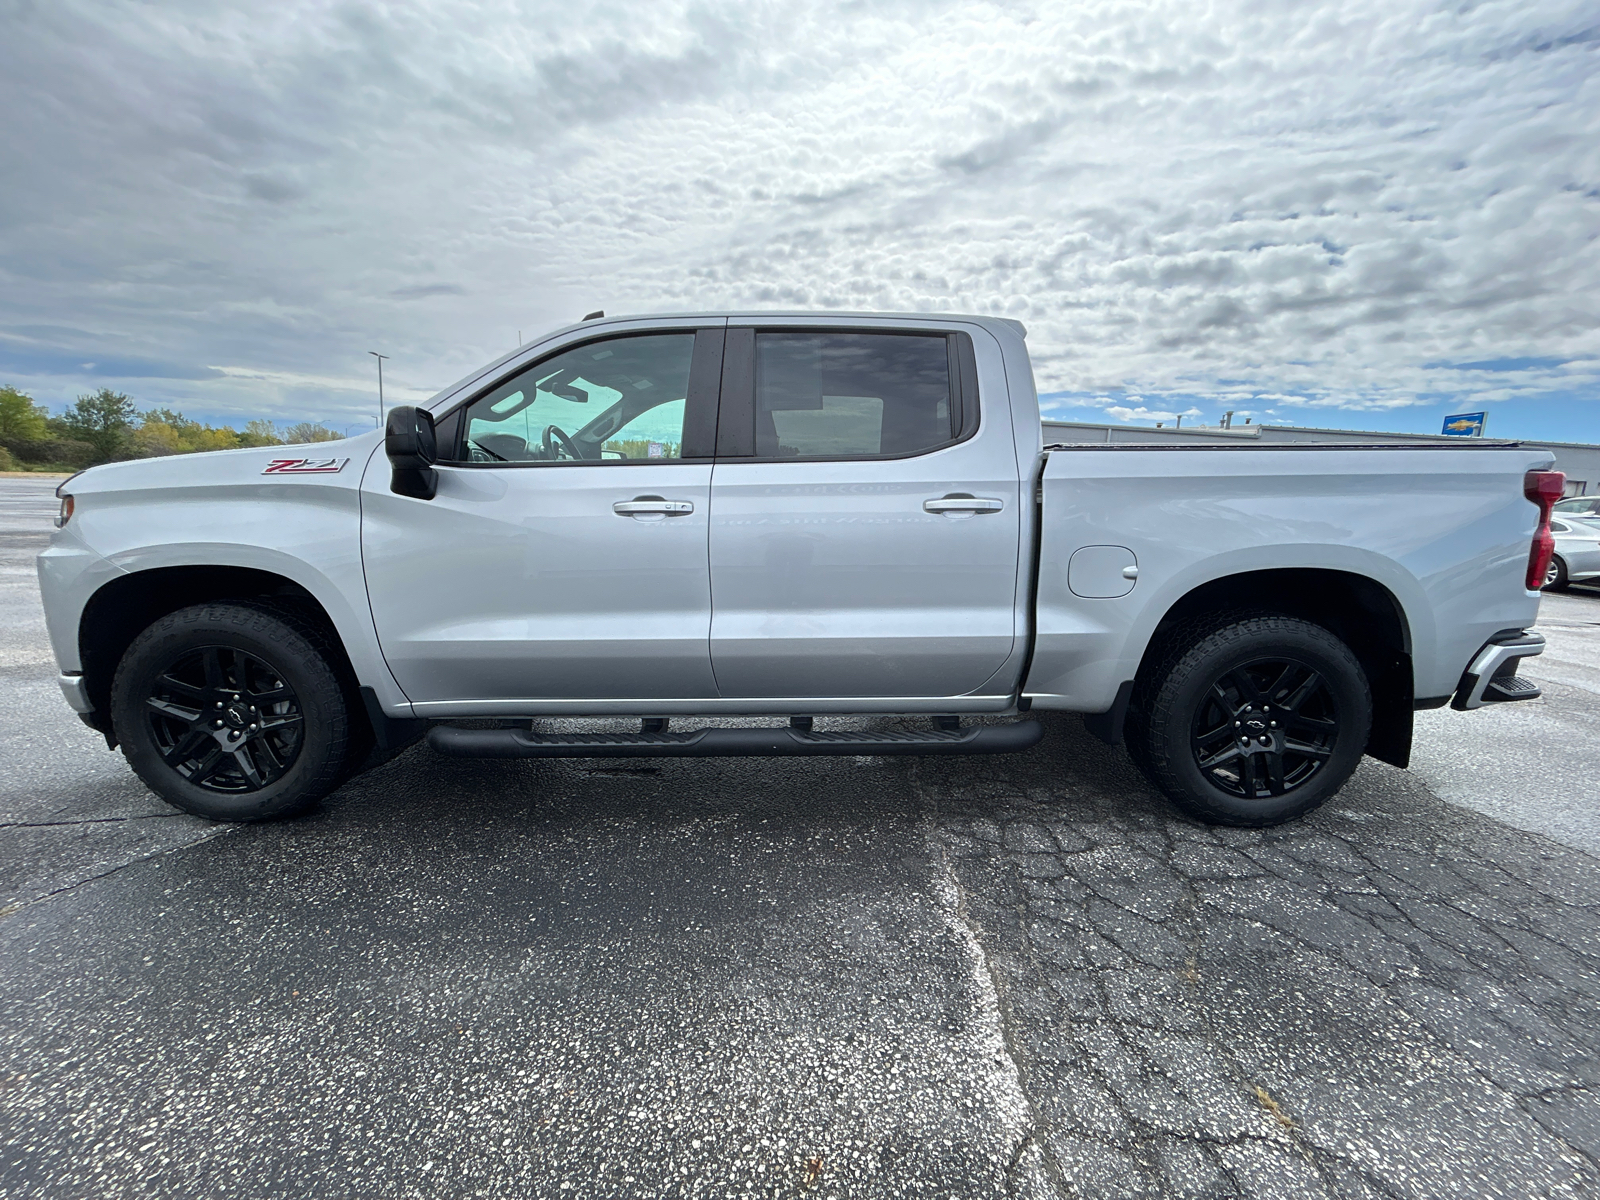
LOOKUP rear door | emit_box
[707,322,1023,701]
[362,323,725,713]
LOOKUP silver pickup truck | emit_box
[38,312,1563,827]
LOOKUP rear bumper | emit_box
[1452,631,1545,711]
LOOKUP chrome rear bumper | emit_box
[1452,632,1545,711]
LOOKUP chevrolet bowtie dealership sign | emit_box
[1442,412,1487,437]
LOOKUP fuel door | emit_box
[1068,545,1138,599]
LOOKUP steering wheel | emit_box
[541,424,582,461]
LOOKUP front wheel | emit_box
[110,604,353,821]
[1126,615,1372,827]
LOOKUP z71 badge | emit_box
[262,458,348,475]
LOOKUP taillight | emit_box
[1525,470,1565,590]
[55,495,74,529]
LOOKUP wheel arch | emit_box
[1138,567,1414,768]
[78,565,369,745]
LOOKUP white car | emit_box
[1545,516,1600,589]
[1553,496,1600,520]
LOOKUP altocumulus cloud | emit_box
[0,0,1595,426]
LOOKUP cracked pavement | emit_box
[924,749,1600,1197]
[3,475,1599,1198]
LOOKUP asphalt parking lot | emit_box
[3,474,1598,1199]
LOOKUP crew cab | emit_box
[38,312,1562,826]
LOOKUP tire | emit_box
[1544,555,1569,591]
[1125,614,1372,827]
[110,603,352,821]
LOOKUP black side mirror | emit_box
[386,406,438,500]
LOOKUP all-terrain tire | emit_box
[1125,614,1371,827]
[111,603,352,821]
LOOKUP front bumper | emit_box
[1452,631,1545,711]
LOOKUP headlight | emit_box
[55,495,74,528]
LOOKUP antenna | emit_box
[368,351,389,424]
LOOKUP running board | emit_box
[428,720,1043,759]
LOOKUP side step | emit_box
[1483,674,1541,703]
[428,720,1043,759]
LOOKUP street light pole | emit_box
[368,351,389,426]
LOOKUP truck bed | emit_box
[1024,441,1552,714]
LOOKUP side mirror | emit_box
[385,406,438,500]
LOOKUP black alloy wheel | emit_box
[1189,658,1337,800]
[145,645,304,792]
[1125,614,1372,827]
[111,603,353,821]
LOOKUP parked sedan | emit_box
[1545,517,1600,590]
[1554,496,1600,519]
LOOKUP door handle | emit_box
[613,497,694,516]
[923,495,1004,515]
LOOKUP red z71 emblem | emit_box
[262,458,348,475]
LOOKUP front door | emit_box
[362,327,724,713]
[707,325,1023,700]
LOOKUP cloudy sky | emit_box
[2,0,1596,438]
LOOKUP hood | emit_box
[60,431,386,497]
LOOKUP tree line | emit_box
[0,386,350,472]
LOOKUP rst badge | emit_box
[262,458,349,475]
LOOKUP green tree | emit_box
[238,419,282,448]
[141,407,189,429]
[59,388,137,463]
[281,422,341,444]
[131,419,183,458]
[130,408,242,457]
[0,386,49,444]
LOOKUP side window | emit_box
[753,333,955,459]
[457,333,695,463]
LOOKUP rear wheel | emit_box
[1126,615,1371,827]
[1544,555,1569,591]
[110,604,352,821]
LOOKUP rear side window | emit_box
[753,333,956,459]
